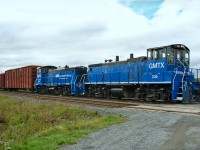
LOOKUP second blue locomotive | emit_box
[35,66,87,95]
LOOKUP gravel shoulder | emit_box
[60,107,200,150]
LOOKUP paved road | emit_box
[61,108,200,150]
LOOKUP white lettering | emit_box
[55,74,72,78]
[152,75,158,79]
[149,62,165,69]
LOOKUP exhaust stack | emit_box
[116,56,119,62]
[130,53,134,59]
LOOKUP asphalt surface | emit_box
[61,107,200,150]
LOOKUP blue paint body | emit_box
[86,59,174,84]
[35,66,87,95]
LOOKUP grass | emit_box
[0,96,126,150]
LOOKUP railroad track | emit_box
[0,91,137,108]
[0,91,175,105]
[0,91,173,107]
[1,91,200,115]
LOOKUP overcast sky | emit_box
[0,0,200,72]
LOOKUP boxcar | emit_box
[0,73,5,89]
[5,65,39,90]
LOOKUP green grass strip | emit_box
[0,96,126,150]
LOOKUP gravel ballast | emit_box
[60,107,200,150]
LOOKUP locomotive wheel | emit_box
[62,86,70,96]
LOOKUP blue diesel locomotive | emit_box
[35,44,200,103]
[35,66,87,95]
[85,44,200,103]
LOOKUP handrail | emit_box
[190,68,200,82]
[177,60,186,91]
[172,68,178,91]
[80,74,87,83]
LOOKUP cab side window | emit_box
[167,48,174,64]
[158,48,166,59]
[37,69,41,74]
[147,50,152,60]
[183,51,189,66]
[176,50,181,60]
[153,50,158,60]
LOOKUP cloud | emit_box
[0,0,199,73]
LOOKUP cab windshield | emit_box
[147,45,190,66]
[174,49,190,66]
[37,68,41,74]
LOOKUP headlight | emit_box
[181,45,185,48]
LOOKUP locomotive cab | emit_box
[37,66,57,74]
[144,44,192,102]
[147,44,190,67]
[35,66,57,93]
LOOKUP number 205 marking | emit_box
[152,75,158,79]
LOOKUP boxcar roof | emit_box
[6,65,40,72]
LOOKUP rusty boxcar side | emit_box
[0,73,5,88]
[5,65,39,90]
